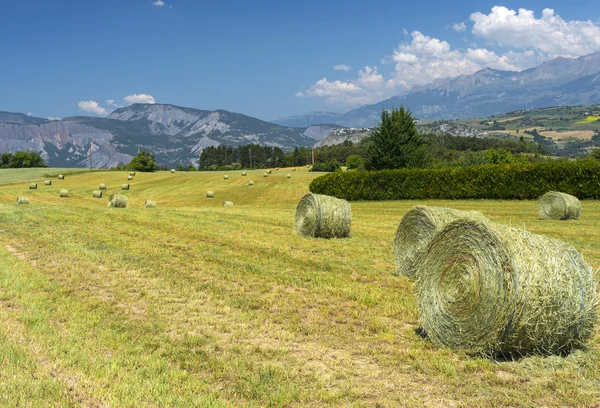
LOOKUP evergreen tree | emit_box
[367,106,422,170]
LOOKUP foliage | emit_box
[309,159,600,200]
[367,106,423,170]
[200,144,286,169]
[0,151,47,168]
[119,151,159,172]
[310,159,342,172]
[345,155,365,170]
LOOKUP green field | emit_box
[0,168,599,407]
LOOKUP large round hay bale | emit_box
[248,180,254,186]
[121,184,130,190]
[99,183,107,190]
[295,193,352,238]
[242,171,247,176]
[206,190,214,198]
[171,169,176,173]
[16,197,29,205]
[393,206,487,279]
[263,173,268,177]
[292,168,296,171]
[127,176,133,181]
[538,191,581,220]
[224,175,229,180]
[108,194,127,208]
[92,190,103,198]
[44,180,52,186]
[144,200,156,208]
[222,201,234,207]
[417,219,597,357]
[286,174,291,178]
[58,175,64,180]
[59,189,69,198]
[29,183,37,189]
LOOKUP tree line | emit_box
[0,151,47,168]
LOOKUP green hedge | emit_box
[309,160,600,200]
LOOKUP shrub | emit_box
[309,159,600,200]
[346,155,365,170]
[310,159,342,173]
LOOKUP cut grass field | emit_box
[0,168,599,407]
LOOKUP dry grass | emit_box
[540,130,596,140]
[0,168,599,407]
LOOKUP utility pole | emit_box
[89,140,93,171]
[312,147,315,165]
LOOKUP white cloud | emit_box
[333,64,351,72]
[471,6,600,57]
[78,101,108,116]
[106,99,122,108]
[151,0,166,6]
[452,22,467,32]
[47,117,61,121]
[123,94,156,105]
[26,112,32,116]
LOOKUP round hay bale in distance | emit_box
[242,171,247,176]
[92,190,103,198]
[267,169,272,174]
[417,219,598,357]
[127,176,133,181]
[538,191,581,220]
[292,168,296,171]
[59,189,69,198]
[58,174,65,180]
[29,183,37,189]
[121,184,130,190]
[99,183,107,190]
[108,194,128,208]
[295,193,352,239]
[171,169,176,173]
[275,167,279,170]
[44,180,52,186]
[129,172,136,176]
[286,174,291,178]
[263,173,268,177]
[222,201,234,207]
[16,197,29,205]
[393,206,487,280]
[248,180,254,186]
[144,200,156,208]
[224,175,229,180]
[206,190,214,198]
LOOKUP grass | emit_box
[0,167,105,184]
[0,168,599,407]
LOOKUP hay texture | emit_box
[295,193,352,239]
[222,201,234,207]
[59,189,69,198]
[92,190,103,198]
[242,171,247,176]
[16,197,29,205]
[171,169,175,173]
[121,184,130,190]
[275,167,279,170]
[248,181,254,186]
[99,183,107,190]
[58,175,65,180]
[538,191,581,220]
[292,168,296,171]
[417,219,598,357]
[393,206,487,280]
[287,174,291,178]
[206,190,214,198]
[127,176,133,181]
[108,194,128,208]
[44,180,52,186]
[29,183,37,189]
[224,175,229,180]
[144,200,156,208]
[263,173,268,177]
[129,172,136,176]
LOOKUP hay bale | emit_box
[29,183,37,189]
[306,165,309,168]
[224,175,229,180]
[275,167,279,170]
[59,189,68,198]
[292,168,296,171]
[248,180,254,186]
[393,206,487,279]
[108,194,127,208]
[16,197,29,205]
[44,180,52,186]
[99,183,107,190]
[127,176,133,181]
[286,174,291,178]
[92,190,103,198]
[222,201,234,207]
[295,193,352,238]
[144,200,156,208]
[539,191,581,220]
[268,170,272,174]
[58,175,64,180]
[206,190,214,198]
[129,172,136,176]
[121,184,130,190]
[263,173,268,177]
[171,169,175,173]
[242,171,247,176]
[417,219,598,357]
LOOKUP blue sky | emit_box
[1,0,599,121]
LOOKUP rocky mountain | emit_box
[0,104,340,168]
[272,111,344,127]
[288,52,600,127]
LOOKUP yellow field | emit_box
[540,130,596,140]
[0,168,599,407]
[576,116,600,124]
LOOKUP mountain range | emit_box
[0,105,338,168]
[275,52,600,127]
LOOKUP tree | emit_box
[0,151,47,168]
[126,151,158,172]
[367,106,422,170]
[345,154,365,170]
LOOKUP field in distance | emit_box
[0,168,599,407]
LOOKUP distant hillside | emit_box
[0,104,342,168]
[272,111,344,127]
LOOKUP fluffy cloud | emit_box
[123,94,156,105]
[471,7,600,57]
[151,0,166,6]
[78,101,108,116]
[333,64,351,72]
[452,22,467,32]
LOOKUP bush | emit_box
[346,155,365,170]
[0,151,47,168]
[124,151,158,172]
[309,159,600,200]
[310,160,342,172]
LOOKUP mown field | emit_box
[0,168,599,407]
